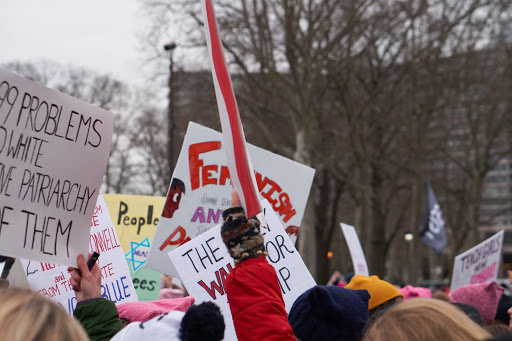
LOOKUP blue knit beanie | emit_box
[288,286,370,341]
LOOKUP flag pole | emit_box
[429,247,435,286]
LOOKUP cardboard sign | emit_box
[340,223,369,276]
[168,199,316,341]
[146,122,315,276]
[21,193,137,314]
[450,230,504,291]
[201,0,262,218]
[103,194,165,301]
[0,67,114,266]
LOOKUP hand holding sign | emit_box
[221,190,267,265]
[67,253,102,302]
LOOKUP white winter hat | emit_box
[111,310,185,341]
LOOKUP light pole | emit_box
[404,231,414,284]
[164,42,177,176]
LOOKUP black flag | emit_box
[420,181,447,254]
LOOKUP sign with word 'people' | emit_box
[168,199,316,341]
[0,67,114,266]
[146,122,315,276]
[450,230,504,291]
[21,193,137,314]
[340,223,369,276]
[103,194,165,301]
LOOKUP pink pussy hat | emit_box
[400,285,432,300]
[449,281,504,324]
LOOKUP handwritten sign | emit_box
[450,230,504,291]
[103,194,165,301]
[168,199,316,341]
[146,122,315,276]
[21,193,137,314]
[0,67,114,266]
[340,223,369,276]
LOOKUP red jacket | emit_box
[225,257,296,341]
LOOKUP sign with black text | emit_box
[450,230,504,291]
[168,199,316,341]
[21,193,137,314]
[0,67,114,266]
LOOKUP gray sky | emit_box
[0,0,148,85]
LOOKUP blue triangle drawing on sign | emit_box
[125,238,151,272]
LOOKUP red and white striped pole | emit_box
[201,0,262,218]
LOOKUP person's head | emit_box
[162,178,186,218]
[363,298,491,341]
[0,288,88,341]
[449,281,504,324]
[400,285,431,300]
[288,285,370,341]
[345,275,404,319]
[483,320,512,338]
[112,302,225,341]
[432,290,450,302]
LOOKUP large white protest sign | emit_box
[145,122,315,276]
[21,193,137,314]
[450,230,504,291]
[0,68,114,266]
[340,223,369,276]
[168,199,316,341]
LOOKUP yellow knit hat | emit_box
[345,275,403,310]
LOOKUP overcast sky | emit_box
[0,0,148,85]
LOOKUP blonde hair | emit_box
[363,298,491,341]
[0,288,88,341]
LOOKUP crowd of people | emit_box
[2,190,512,341]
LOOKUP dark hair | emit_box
[171,178,186,194]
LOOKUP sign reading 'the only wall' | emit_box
[146,122,315,276]
[0,67,114,266]
[169,199,316,341]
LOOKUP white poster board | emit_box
[168,199,316,341]
[146,122,315,276]
[0,67,114,266]
[340,223,369,276]
[450,230,504,291]
[21,193,137,314]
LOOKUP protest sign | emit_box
[103,193,165,301]
[145,122,315,276]
[21,193,137,314]
[340,223,369,276]
[168,199,316,341]
[201,0,261,219]
[450,230,504,291]
[0,67,114,266]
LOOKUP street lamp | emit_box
[164,42,177,176]
[404,232,414,284]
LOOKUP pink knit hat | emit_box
[448,281,504,324]
[159,288,185,300]
[117,296,195,323]
[400,285,432,300]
